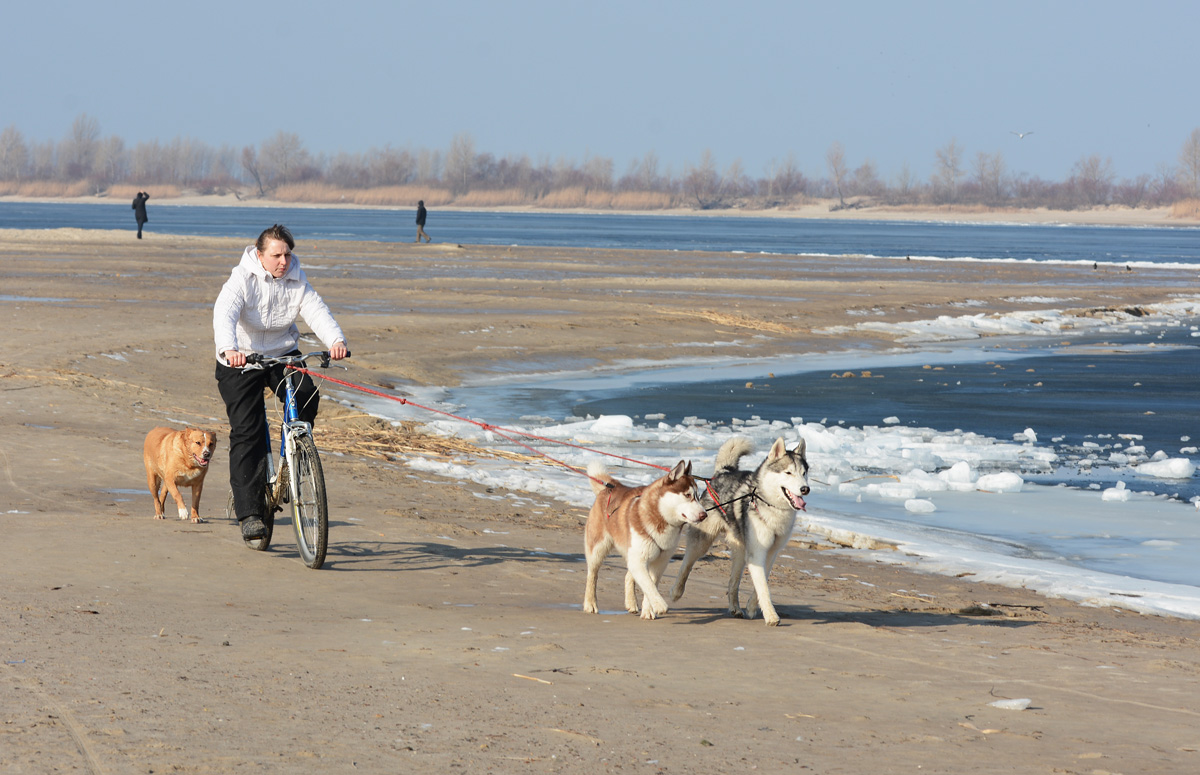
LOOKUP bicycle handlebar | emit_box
[244,350,352,369]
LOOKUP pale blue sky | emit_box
[3,0,1197,183]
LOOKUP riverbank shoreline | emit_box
[3,192,1196,227]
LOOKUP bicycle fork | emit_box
[275,371,312,511]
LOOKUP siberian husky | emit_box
[670,437,809,626]
[583,460,707,620]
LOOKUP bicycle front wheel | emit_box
[289,433,329,569]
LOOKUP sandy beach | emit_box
[3,228,1200,773]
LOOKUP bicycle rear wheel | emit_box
[289,433,329,569]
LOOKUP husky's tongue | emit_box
[784,488,806,511]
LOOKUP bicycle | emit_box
[224,350,349,569]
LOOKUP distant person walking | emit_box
[415,200,431,243]
[132,191,150,239]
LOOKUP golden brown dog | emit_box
[143,426,218,523]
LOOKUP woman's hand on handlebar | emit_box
[224,349,247,368]
[328,342,348,360]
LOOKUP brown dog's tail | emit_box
[586,461,614,496]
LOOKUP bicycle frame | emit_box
[278,368,313,501]
[265,359,315,503]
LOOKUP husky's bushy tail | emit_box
[715,437,754,473]
[587,461,614,496]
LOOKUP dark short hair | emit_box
[256,224,295,252]
[418,200,424,206]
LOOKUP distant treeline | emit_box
[4,115,1200,213]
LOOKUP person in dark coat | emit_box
[415,200,431,243]
[132,191,150,239]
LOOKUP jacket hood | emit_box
[240,245,301,281]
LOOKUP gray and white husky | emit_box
[670,436,809,626]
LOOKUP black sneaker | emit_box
[240,517,266,540]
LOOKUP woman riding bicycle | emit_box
[213,224,349,541]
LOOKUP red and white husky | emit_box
[583,460,707,620]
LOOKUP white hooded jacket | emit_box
[213,246,346,363]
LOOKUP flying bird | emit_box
[1010,131,1034,139]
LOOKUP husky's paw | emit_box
[765,616,781,627]
[669,584,685,602]
[729,607,746,619]
[582,600,598,614]
[642,597,669,620]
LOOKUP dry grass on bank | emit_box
[1170,198,1200,219]
[268,183,678,211]
[315,414,539,465]
[0,180,94,197]
[271,183,454,208]
[452,189,538,207]
[107,183,183,200]
[660,308,798,334]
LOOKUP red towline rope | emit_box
[288,366,673,480]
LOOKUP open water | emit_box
[4,200,1200,267]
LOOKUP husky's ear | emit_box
[768,437,787,460]
[668,460,689,481]
[792,437,806,458]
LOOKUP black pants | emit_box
[215,353,320,521]
[136,217,146,238]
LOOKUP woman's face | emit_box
[258,238,292,278]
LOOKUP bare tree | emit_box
[932,138,964,204]
[723,158,749,199]
[92,136,126,190]
[683,149,724,208]
[971,150,1007,204]
[852,159,882,197]
[1150,162,1185,206]
[367,145,415,186]
[29,140,56,181]
[891,162,917,204]
[0,125,29,180]
[582,153,614,190]
[826,142,848,206]
[170,136,217,185]
[1178,128,1200,197]
[1113,174,1151,208]
[415,149,442,183]
[445,132,476,194]
[259,131,311,186]
[763,153,805,201]
[241,146,267,196]
[1070,154,1114,207]
[60,113,101,180]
